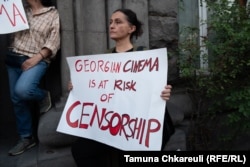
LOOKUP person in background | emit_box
[70,8,174,167]
[5,0,60,156]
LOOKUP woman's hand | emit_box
[68,81,73,91]
[21,53,43,71]
[161,85,172,101]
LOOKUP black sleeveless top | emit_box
[112,47,134,53]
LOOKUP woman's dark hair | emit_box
[113,9,143,39]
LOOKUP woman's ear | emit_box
[129,25,136,34]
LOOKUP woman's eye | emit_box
[110,19,122,25]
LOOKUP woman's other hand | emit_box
[68,81,73,91]
[161,85,172,101]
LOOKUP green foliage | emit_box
[179,0,250,139]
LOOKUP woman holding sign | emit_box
[5,0,60,156]
[70,8,174,167]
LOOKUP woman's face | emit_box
[109,11,135,41]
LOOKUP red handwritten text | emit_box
[0,3,26,26]
[123,57,159,73]
[66,101,161,148]
[75,59,121,73]
[114,79,136,91]
[74,57,159,73]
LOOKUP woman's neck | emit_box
[115,39,133,52]
[28,0,44,14]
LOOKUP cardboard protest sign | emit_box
[0,0,29,34]
[57,48,168,150]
